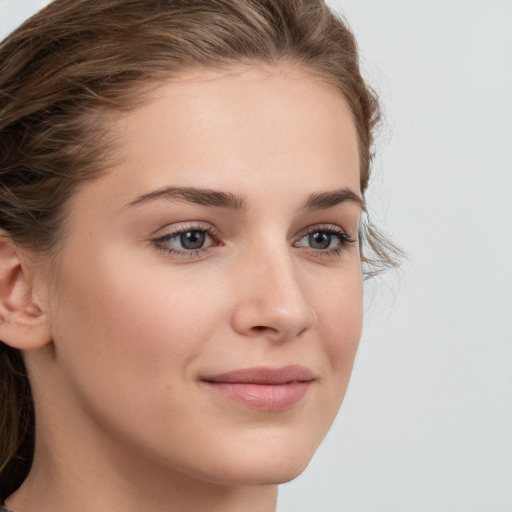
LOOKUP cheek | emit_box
[49,249,226,410]
[315,266,363,388]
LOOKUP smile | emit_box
[199,365,315,411]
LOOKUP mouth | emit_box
[199,365,315,411]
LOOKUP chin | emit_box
[247,459,312,486]
[203,457,312,487]
[189,428,323,487]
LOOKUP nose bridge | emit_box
[232,237,317,339]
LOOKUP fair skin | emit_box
[1,65,363,512]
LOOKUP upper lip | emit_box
[200,365,315,385]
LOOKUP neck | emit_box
[7,412,279,512]
[8,460,278,512]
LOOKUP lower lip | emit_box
[201,381,312,411]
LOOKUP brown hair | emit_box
[0,0,401,496]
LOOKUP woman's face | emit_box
[35,66,363,486]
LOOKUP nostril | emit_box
[252,325,277,333]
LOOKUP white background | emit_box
[1,1,511,511]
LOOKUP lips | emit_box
[200,365,315,411]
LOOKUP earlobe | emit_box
[0,232,52,351]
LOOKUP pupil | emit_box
[180,231,205,249]
[310,232,331,249]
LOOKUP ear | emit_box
[0,232,52,351]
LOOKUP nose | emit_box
[231,245,318,341]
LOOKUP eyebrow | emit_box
[126,186,246,211]
[126,185,363,212]
[302,188,365,211]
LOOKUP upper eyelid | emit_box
[152,221,218,239]
[152,222,353,239]
[150,218,358,242]
[295,224,353,239]
[299,224,345,233]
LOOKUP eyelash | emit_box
[152,223,356,259]
[153,224,218,258]
[294,225,357,258]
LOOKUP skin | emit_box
[4,65,363,512]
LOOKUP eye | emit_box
[305,231,334,250]
[153,225,215,255]
[294,226,355,256]
[177,230,207,250]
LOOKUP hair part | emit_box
[0,0,402,495]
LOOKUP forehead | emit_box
[107,65,360,191]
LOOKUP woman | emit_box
[0,1,399,511]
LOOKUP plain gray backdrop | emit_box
[1,1,511,511]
